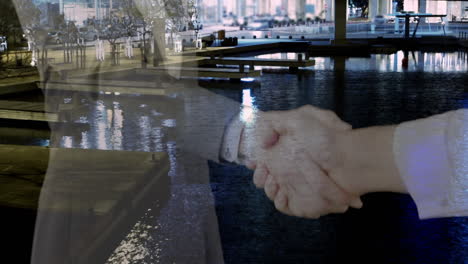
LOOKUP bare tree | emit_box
[101,14,126,65]
[60,20,79,64]
[119,0,150,67]
[134,0,191,66]
[11,0,43,68]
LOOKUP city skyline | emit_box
[31,0,468,25]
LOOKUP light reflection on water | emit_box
[111,102,124,150]
[240,89,257,124]
[96,100,109,150]
[80,131,90,149]
[255,51,468,72]
[107,215,164,263]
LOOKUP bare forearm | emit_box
[333,126,407,195]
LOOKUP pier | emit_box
[137,66,262,80]
[0,100,59,122]
[203,56,315,71]
[38,79,167,96]
[0,144,170,263]
[0,78,39,96]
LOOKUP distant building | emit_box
[37,2,61,27]
[54,0,118,26]
[402,0,468,22]
[202,0,465,23]
[209,0,332,22]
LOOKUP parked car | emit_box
[274,15,290,24]
[222,17,239,26]
[246,19,271,30]
[47,31,62,44]
[78,27,98,41]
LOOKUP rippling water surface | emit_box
[4,51,467,263]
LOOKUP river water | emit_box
[2,51,467,263]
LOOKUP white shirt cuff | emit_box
[219,115,245,163]
[393,111,467,219]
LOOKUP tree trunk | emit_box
[111,43,116,65]
[63,42,66,63]
[141,33,147,69]
[152,18,166,67]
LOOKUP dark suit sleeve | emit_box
[171,83,243,163]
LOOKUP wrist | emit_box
[329,130,364,196]
[331,126,406,196]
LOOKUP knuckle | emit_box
[298,105,315,116]
[334,205,349,214]
[265,184,277,199]
[300,104,313,111]
[253,177,262,188]
[274,200,284,211]
[304,211,320,219]
[322,109,337,120]
[328,190,349,204]
[317,205,329,216]
[304,104,316,111]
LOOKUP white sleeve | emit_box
[393,109,468,219]
[219,115,245,163]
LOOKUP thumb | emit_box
[349,197,363,209]
[258,111,290,149]
[260,125,279,149]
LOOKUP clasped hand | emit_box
[240,105,362,218]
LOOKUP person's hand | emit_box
[247,105,363,218]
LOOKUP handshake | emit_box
[238,105,406,219]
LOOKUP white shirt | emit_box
[220,115,245,163]
[394,109,468,219]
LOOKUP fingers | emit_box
[321,185,363,212]
[264,173,279,201]
[250,106,360,219]
[254,163,291,216]
[296,157,355,216]
[288,197,316,219]
[258,105,351,153]
[253,163,268,188]
[245,160,257,170]
[274,188,290,215]
[299,105,352,131]
[320,110,351,131]
[317,165,364,210]
[320,176,361,213]
[261,130,280,149]
[257,119,280,149]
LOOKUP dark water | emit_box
[2,51,467,263]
